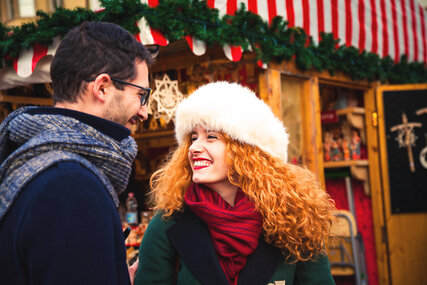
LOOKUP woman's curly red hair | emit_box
[149,133,335,262]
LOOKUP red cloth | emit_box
[326,178,379,285]
[184,183,263,285]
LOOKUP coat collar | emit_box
[166,207,283,285]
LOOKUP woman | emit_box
[135,82,335,285]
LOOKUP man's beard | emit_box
[102,92,129,126]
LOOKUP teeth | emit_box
[194,160,212,167]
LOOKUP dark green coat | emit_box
[135,208,335,285]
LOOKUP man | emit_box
[0,21,152,284]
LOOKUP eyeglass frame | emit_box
[84,75,152,106]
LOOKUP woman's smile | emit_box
[192,158,213,170]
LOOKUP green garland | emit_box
[1,0,426,84]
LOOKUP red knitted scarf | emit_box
[184,183,263,285]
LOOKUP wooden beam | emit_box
[301,76,324,184]
[62,0,87,9]
[270,61,371,90]
[323,159,369,168]
[0,94,53,106]
[151,42,256,74]
[35,0,50,11]
[258,68,282,118]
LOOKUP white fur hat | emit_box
[175,81,289,162]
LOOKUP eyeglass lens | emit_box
[111,78,151,106]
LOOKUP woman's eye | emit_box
[208,134,218,139]
[191,136,197,142]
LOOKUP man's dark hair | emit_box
[50,21,153,103]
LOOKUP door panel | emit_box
[376,84,427,285]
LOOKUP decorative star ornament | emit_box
[148,74,184,123]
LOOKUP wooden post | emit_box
[301,76,324,185]
[365,83,390,285]
[258,68,282,119]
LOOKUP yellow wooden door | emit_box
[376,84,427,285]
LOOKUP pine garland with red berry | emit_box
[0,0,425,84]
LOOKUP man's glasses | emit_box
[85,76,152,106]
[110,78,152,106]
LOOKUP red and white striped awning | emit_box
[209,0,427,64]
[1,0,426,89]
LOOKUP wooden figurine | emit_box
[331,127,343,161]
[330,139,341,161]
[350,130,361,160]
[341,137,351,160]
[323,131,333,161]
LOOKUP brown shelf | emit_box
[336,107,365,115]
[0,94,53,105]
[336,107,366,130]
[324,159,369,169]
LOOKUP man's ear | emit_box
[90,74,112,103]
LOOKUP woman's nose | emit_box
[189,139,203,154]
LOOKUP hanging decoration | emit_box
[390,113,422,172]
[148,73,184,124]
[416,107,427,169]
[0,0,426,84]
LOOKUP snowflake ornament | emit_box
[148,74,184,123]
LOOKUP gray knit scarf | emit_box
[0,107,138,222]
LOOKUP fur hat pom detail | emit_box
[175,81,289,162]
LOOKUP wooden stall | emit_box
[259,61,427,285]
